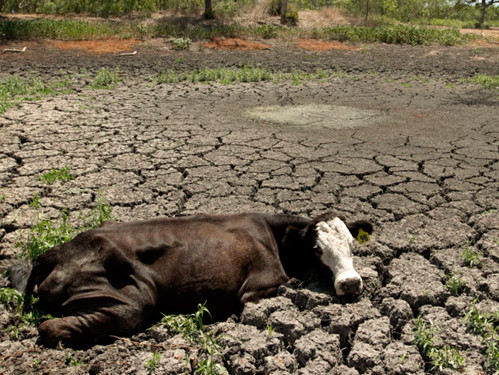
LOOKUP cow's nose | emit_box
[334,270,363,296]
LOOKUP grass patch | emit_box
[0,18,134,40]
[171,37,192,50]
[145,352,161,373]
[38,166,75,185]
[0,75,58,114]
[1,17,474,46]
[91,67,122,89]
[413,317,465,371]
[319,24,471,45]
[464,304,499,373]
[16,196,114,261]
[462,243,482,268]
[154,303,225,375]
[468,75,499,90]
[156,66,330,85]
[444,273,466,296]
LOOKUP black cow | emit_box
[11,212,372,347]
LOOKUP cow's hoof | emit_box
[335,270,363,296]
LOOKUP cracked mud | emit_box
[0,41,498,374]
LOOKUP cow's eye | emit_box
[315,246,323,255]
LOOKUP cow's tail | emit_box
[8,259,33,293]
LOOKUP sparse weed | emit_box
[462,243,482,268]
[464,304,499,373]
[16,195,114,261]
[65,351,86,367]
[0,287,24,310]
[267,324,275,336]
[413,316,464,371]
[468,74,499,90]
[255,24,279,39]
[29,194,41,208]
[171,37,192,50]
[156,303,225,375]
[156,67,332,86]
[17,211,76,261]
[445,273,466,296]
[91,68,122,89]
[0,75,67,114]
[38,166,75,185]
[145,352,161,373]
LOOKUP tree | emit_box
[280,0,288,24]
[467,0,498,28]
[204,0,214,19]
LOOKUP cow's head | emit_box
[311,214,373,296]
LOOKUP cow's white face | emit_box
[315,217,363,296]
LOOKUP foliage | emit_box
[171,37,192,50]
[156,303,226,374]
[468,74,499,90]
[17,211,76,261]
[0,75,57,114]
[38,166,75,184]
[255,24,280,39]
[0,287,24,309]
[320,24,470,45]
[461,243,482,268]
[16,196,114,261]
[91,67,122,89]
[413,317,465,371]
[157,66,273,84]
[444,273,466,296]
[156,66,333,85]
[0,19,127,40]
[145,352,161,373]
[1,14,477,46]
[464,304,499,373]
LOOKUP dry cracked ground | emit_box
[0,41,498,375]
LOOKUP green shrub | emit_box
[255,24,279,39]
[171,37,192,50]
[321,24,469,45]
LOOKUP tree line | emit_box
[0,0,497,28]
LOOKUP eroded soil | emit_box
[0,39,498,374]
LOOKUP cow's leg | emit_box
[315,218,363,296]
[37,303,150,347]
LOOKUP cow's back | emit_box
[89,213,288,316]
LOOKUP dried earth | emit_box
[0,38,498,374]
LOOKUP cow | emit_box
[10,212,372,348]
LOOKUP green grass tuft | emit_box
[444,273,466,296]
[145,352,161,373]
[38,166,75,185]
[461,244,482,268]
[91,67,122,89]
[155,303,225,375]
[468,74,499,90]
[413,316,465,371]
[156,66,332,85]
[16,196,114,261]
[464,304,499,373]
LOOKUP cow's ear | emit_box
[346,220,373,240]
